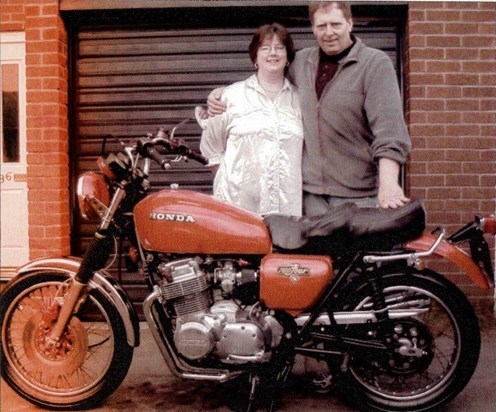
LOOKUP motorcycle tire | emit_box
[332,268,481,412]
[0,271,134,410]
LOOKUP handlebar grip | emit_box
[146,146,169,169]
[187,150,209,166]
[174,142,209,165]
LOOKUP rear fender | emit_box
[16,257,140,346]
[405,233,491,289]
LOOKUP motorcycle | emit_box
[1,120,494,412]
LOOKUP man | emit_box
[207,1,411,215]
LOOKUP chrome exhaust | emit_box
[142,289,240,382]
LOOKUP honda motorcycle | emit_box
[1,121,494,412]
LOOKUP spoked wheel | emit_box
[0,272,134,410]
[333,269,481,412]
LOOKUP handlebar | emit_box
[155,126,209,166]
[137,127,209,169]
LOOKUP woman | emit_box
[197,23,303,216]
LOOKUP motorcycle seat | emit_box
[265,199,426,254]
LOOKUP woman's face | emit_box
[255,35,288,76]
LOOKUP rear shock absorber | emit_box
[365,263,389,324]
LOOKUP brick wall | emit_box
[405,1,496,298]
[1,0,70,258]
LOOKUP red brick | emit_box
[410,174,445,187]
[462,187,494,200]
[425,36,461,47]
[463,162,495,174]
[408,161,428,175]
[480,49,495,60]
[411,2,445,10]
[408,99,445,111]
[426,86,462,99]
[462,61,496,73]
[426,187,462,199]
[426,136,463,149]
[462,35,495,47]
[426,60,462,73]
[407,110,427,123]
[426,111,462,124]
[462,112,496,124]
[408,73,444,85]
[445,48,480,60]
[446,149,480,162]
[409,48,445,60]
[463,87,496,98]
[462,9,496,21]
[408,9,426,22]
[445,125,479,137]
[411,148,446,161]
[410,22,444,35]
[444,73,480,85]
[445,99,479,111]
[444,22,480,34]
[445,199,482,212]
[445,174,479,186]
[407,34,427,47]
[24,5,41,17]
[425,10,461,21]
[42,4,59,16]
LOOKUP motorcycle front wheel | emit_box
[0,272,134,410]
[333,269,481,412]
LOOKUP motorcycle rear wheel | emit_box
[333,269,480,412]
[0,272,134,410]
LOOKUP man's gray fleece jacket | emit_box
[289,36,411,198]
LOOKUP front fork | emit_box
[48,231,115,342]
[49,187,126,342]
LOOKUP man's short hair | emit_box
[309,1,352,23]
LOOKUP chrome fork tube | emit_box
[100,187,126,230]
[49,279,86,341]
[50,187,126,342]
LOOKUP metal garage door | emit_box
[64,5,406,308]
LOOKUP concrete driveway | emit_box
[2,306,495,412]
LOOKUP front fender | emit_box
[16,257,140,346]
[405,233,491,289]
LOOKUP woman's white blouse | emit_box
[200,74,303,216]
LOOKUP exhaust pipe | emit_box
[142,289,239,382]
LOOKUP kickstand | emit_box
[244,372,285,412]
[245,375,259,412]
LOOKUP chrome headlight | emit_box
[76,172,110,220]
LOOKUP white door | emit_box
[1,32,28,279]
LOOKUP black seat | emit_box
[265,199,426,254]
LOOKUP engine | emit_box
[156,258,284,364]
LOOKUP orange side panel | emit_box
[260,254,333,315]
[405,233,491,289]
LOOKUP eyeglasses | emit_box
[258,45,286,54]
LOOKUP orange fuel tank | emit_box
[133,189,272,255]
[260,254,333,315]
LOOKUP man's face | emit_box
[311,5,353,56]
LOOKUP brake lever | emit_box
[170,117,193,140]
